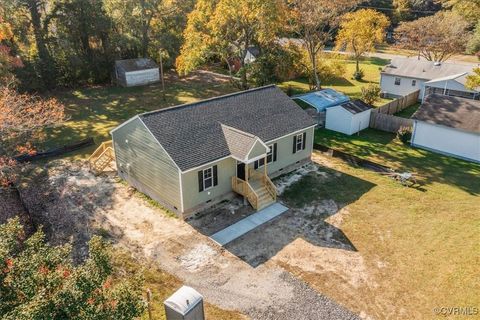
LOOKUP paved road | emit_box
[324,49,480,66]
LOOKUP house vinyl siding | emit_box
[411,121,480,163]
[261,127,314,176]
[248,140,268,160]
[380,74,426,98]
[181,157,237,214]
[111,117,182,210]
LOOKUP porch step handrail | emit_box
[88,141,114,175]
[231,176,260,210]
[263,175,277,202]
[248,167,277,202]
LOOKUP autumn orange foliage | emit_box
[0,87,65,187]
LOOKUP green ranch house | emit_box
[110,85,316,218]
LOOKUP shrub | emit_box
[361,83,381,105]
[397,126,412,144]
[353,68,365,80]
[0,218,146,319]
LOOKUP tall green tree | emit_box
[286,0,360,89]
[48,0,114,85]
[2,0,57,89]
[335,9,390,79]
[466,67,480,89]
[394,11,470,62]
[442,0,480,57]
[176,0,284,89]
[0,218,145,319]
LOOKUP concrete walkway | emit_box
[210,202,289,246]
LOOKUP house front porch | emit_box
[232,160,277,211]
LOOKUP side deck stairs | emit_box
[88,141,115,175]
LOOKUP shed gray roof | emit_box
[139,85,316,171]
[115,58,158,72]
[381,58,477,81]
[246,46,260,57]
[412,94,480,133]
[340,100,372,114]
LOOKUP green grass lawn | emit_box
[41,72,237,159]
[279,56,392,107]
[282,128,480,318]
[394,102,420,118]
[315,128,480,194]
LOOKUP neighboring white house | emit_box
[411,94,480,163]
[244,47,260,64]
[380,58,479,100]
[325,100,372,135]
[115,58,160,87]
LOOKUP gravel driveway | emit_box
[20,161,359,319]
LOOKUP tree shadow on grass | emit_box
[315,128,480,196]
[40,71,237,159]
[17,161,120,263]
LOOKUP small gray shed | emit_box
[164,286,204,320]
[114,58,160,87]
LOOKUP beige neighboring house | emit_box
[380,57,480,100]
[111,85,316,218]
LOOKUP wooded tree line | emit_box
[0,0,478,92]
[0,0,194,90]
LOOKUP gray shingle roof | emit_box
[221,125,264,161]
[140,85,316,171]
[115,58,158,72]
[412,94,480,133]
[340,100,372,114]
[381,58,477,81]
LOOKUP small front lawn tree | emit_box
[361,83,381,105]
[335,9,390,80]
[0,218,146,319]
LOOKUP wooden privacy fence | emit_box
[369,90,419,133]
[369,112,413,133]
[377,90,420,115]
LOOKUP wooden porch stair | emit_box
[88,141,114,175]
[232,168,277,211]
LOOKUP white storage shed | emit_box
[411,94,480,163]
[115,58,160,87]
[325,100,372,135]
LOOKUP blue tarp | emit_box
[295,88,350,112]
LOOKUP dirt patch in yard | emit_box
[187,197,256,235]
[14,160,359,320]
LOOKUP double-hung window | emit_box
[254,143,277,169]
[266,145,274,163]
[412,79,416,86]
[394,77,401,86]
[198,165,218,192]
[203,167,213,190]
[293,132,306,154]
[295,134,303,152]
